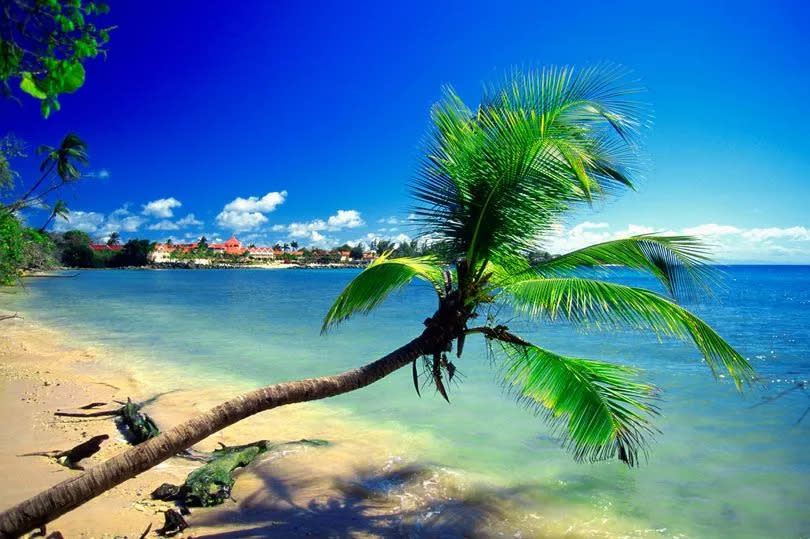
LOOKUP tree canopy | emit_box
[1,0,112,117]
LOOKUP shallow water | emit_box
[2,266,808,537]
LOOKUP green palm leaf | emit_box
[534,235,714,298]
[411,66,647,270]
[501,277,755,387]
[495,340,657,466]
[322,252,445,333]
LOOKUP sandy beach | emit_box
[0,311,523,538]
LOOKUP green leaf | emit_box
[19,73,47,99]
[411,66,647,267]
[322,252,445,333]
[60,62,85,93]
[533,235,715,298]
[502,277,756,388]
[496,340,658,466]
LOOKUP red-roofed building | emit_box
[89,244,123,252]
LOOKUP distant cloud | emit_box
[142,197,182,218]
[216,190,286,231]
[85,169,111,179]
[682,223,741,236]
[51,206,145,238]
[52,211,105,234]
[274,209,366,244]
[148,220,180,231]
[544,221,810,263]
[378,215,404,225]
[176,213,203,227]
[327,209,364,229]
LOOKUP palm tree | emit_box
[37,199,69,232]
[11,133,88,211]
[106,231,120,246]
[0,66,754,536]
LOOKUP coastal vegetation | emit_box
[0,133,95,283]
[0,0,111,117]
[0,66,756,536]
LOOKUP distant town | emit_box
[142,235,379,267]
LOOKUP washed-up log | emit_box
[19,435,109,470]
[151,439,328,507]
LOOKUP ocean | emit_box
[2,265,808,537]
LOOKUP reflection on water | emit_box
[2,266,809,537]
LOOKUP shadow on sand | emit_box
[186,462,537,538]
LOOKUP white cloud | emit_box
[142,197,182,218]
[176,213,203,227]
[52,211,105,233]
[742,226,810,242]
[51,207,144,237]
[543,221,810,263]
[216,191,287,231]
[148,213,202,231]
[216,210,269,231]
[614,224,655,238]
[328,209,364,229]
[682,223,741,236]
[222,191,287,213]
[148,220,180,231]
[273,209,366,243]
[111,216,145,233]
[378,216,404,225]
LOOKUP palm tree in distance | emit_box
[0,66,755,536]
[106,231,120,246]
[37,199,69,232]
[10,133,88,212]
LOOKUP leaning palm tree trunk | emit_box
[0,332,435,537]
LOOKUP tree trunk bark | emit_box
[0,332,435,538]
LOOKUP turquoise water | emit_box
[2,266,809,537]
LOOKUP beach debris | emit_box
[151,439,329,507]
[19,434,109,470]
[120,397,160,444]
[54,397,160,444]
[0,312,22,322]
[137,522,152,539]
[154,509,187,537]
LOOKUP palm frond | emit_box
[321,252,445,333]
[410,66,647,269]
[533,235,715,298]
[501,277,755,387]
[494,339,657,466]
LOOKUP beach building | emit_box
[89,244,123,252]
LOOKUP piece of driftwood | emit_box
[138,522,152,539]
[152,439,329,507]
[19,435,109,470]
[0,313,22,322]
[155,509,187,537]
[54,397,160,443]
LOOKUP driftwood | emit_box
[154,509,187,537]
[0,313,22,322]
[19,435,109,470]
[152,439,328,507]
[54,398,160,443]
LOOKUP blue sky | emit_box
[3,0,809,262]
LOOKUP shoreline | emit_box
[0,311,535,538]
